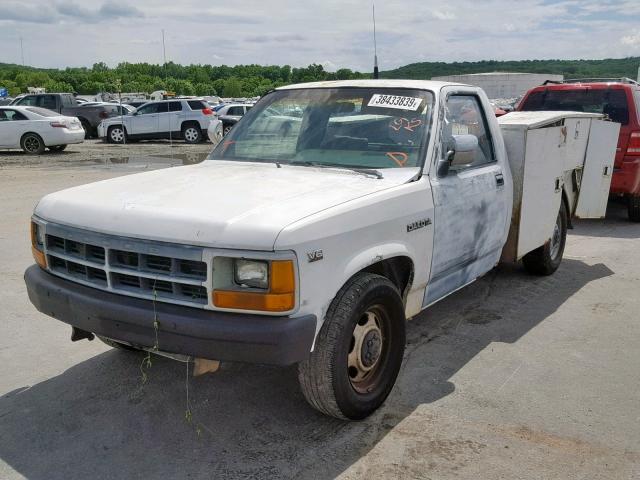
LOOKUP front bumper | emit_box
[24,265,316,365]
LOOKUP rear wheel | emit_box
[20,133,45,154]
[48,145,67,152]
[628,195,640,222]
[107,125,126,144]
[79,119,93,139]
[298,272,406,420]
[182,123,202,144]
[523,200,568,275]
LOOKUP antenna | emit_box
[372,3,379,79]
[20,37,24,66]
[162,29,167,67]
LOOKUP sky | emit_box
[1,0,640,71]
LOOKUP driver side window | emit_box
[137,103,159,115]
[442,95,495,169]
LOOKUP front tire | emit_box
[298,273,406,420]
[628,195,640,222]
[223,124,233,136]
[107,125,126,144]
[21,133,45,154]
[523,200,568,275]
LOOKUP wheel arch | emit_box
[561,187,573,229]
[180,119,200,130]
[107,123,128,134]
[341,246,415,304]
[20,131,43,143]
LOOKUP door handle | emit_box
[495,173,504,187]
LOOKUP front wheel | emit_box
[298,272,406,420]
[107,125,126,144]
[223,124,233,136]
[523,201,568,275]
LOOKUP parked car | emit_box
[216,103,253,135]
[0,105,84,153]
[518,77,640,221]
[10,93,119,139]
[24,80,618,420]
[97,99,214,144]
[80,102,136,116]
[206,117,224,145]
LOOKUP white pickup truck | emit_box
[25,80,619,420]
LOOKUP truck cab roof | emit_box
[277,79,469,92]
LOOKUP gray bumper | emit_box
[24,265,316,365]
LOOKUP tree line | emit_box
[0,62,363,98]
[0,56,638,98]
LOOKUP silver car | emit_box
[97,99,214,144]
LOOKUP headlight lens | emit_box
[213,258,296,312]
[234,259,269,289]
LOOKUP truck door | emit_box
[130,102,160,134]
[424,93,510,306]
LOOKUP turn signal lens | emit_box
[31,221,47,268]
[213,260,295,312]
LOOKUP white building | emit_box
[431,72,564,99]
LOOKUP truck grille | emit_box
[43,228,208,308]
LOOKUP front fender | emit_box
[342,243,413,287]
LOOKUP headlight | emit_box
[213,258,295,312]
[234,259,269,289]
[30,221,47,268]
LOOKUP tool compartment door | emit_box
[574,120,620,218]
[517,126,564,258]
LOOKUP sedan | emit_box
[0,106,85,154]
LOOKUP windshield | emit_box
[208,87,434,169]
[26,107,59,117]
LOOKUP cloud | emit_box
[245,33,307,43]
[0,3,57,23]
[431,10,456,20]
[2,0,640,71]
[0,1,144,24]
[98,4,144,19]
[621,32,640,47]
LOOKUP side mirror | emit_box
[437,134,478,177]
[447,134,478,166]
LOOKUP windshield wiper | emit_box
[291,161,383,179]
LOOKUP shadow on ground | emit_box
[571,200,640,239]
[0,260,613,479]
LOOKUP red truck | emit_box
[518,78,640,221]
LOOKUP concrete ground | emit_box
[0,144,639,479]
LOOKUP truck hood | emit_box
[35,161,419,250]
